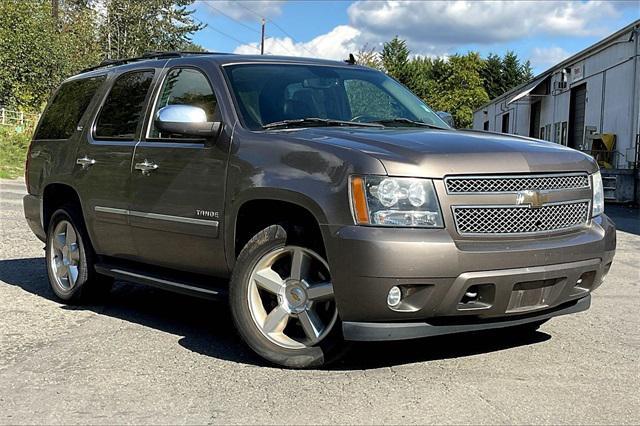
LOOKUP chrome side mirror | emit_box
[436,111,455,128]
[155,104,221,137]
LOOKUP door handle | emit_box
[135,159,159,175]
[76,156,96,169]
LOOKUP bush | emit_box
[0,126,32,179]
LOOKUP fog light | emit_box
[387,286,402,307]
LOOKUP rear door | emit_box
[129,63,229,275]
[74,68,158,259]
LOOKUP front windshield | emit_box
[223,63,450,130]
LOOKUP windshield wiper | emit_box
[263,117,384,130]
[372,118,447,130]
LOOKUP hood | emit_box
[275,127,598,178]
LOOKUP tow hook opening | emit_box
[458,283,495,310]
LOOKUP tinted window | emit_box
[224,64,449,130]
[150,68,217,139]
[35,76,105,140]
[95,70,154,139]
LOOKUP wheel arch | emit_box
[226,188,330,270]
[42,183,84,233]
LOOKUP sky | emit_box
[191,0,639,74]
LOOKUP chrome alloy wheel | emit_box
[247,246,338,349]
[49,220,81,291]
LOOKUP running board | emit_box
[95,263,227,301]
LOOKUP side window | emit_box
[150,68,218,139]
[344,79,401,120]
[35,76,105,140]
[95,70,154,139]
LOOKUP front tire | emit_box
[229,225,345,368]
[45,206,112,303]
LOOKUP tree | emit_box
[521,60,534,81]
[480,53,503,99]
[381,36,410,85]
[0,0,204,112]
[101,0,205,59]
[355,44,382,70]
[423,53,490,128]
[404,56,432,99]
[0,1,65,111]
[500,51,524,93]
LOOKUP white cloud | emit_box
[530,46,572,69]
[234,25,361,59]
[197,0,284,21]
[231,0,628,60]
[348,0,623,53]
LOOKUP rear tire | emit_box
[229,225,346,368]
[45,205,112,303]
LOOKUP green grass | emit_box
[0,127,32,179]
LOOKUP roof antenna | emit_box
[344,53,356,65]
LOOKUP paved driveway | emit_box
[1,178,639,424]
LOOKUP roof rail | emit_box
[79,51,231,74]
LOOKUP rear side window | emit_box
[95,70,154,139]
[35,76,105,140]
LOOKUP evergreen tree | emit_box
[480,53,503,99]
[500,51,523,93]
[381,36,410,85]
[405,56,433,99]
[521,60,534,81]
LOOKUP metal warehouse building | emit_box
[473,20,640,204]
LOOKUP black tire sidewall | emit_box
[229,225,345,368]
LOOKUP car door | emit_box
[74,68,159,259]
[129,64,229,275]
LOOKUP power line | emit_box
[193,16,261,52]
[267,19,317,57]
[202,3,260,34]
[230,1,314,57]
[233,1,264,20]
[198,2,294,55]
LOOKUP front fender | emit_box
[223,128,386,268]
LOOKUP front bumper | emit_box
[344,294,590,341]
[323,214,615,332]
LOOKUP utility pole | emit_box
[260,18,265,55]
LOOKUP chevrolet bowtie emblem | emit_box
[516,190,548,208]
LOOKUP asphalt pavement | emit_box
[1,177,639,425]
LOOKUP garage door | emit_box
[569,84,586,149]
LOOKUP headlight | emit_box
[591,171,604,217]
[350,176,444,227]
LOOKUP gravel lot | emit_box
[1,177,639,425]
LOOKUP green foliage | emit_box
[355,45,382,70]
[102,0,204,59]
[381,37,411,85]
[422,53,490,128]
[480,53,504,99]
[0,1,64,112]
[499,51,533,94]
[355,38,536,128]
[0,0,203,114]
[0,127,31,179]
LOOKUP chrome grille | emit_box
[453,202,589,235]
[446,174,589,194]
